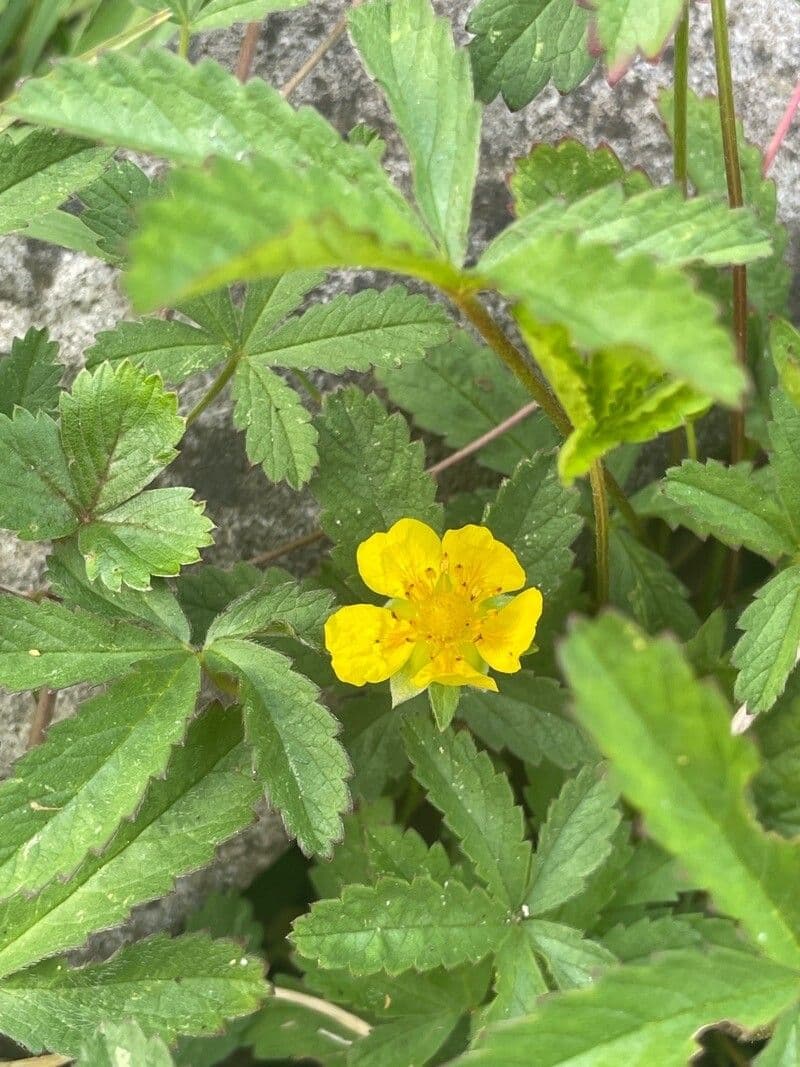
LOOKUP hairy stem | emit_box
[588,463,610,606]
[271,985,371,1037]
[185,350,242,426]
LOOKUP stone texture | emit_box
[0,0,798,945]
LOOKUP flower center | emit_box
[411,588,480,654]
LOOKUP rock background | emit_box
[0,0,798,940]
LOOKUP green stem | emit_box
[710,0,748,466]
[685,420,698,461]
[673,7,690,196]
[178,20,191,58]
[186,350,241,426]
[589,462,610,606]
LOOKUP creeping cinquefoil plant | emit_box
[0,0,798,1063]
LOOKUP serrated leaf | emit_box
[80,1020,175,1067]
[0,932,266,1056]
[177,562,263,645]
[485,926,548,1023]
[600,914,738,963]
[85,318,227,386]
[20,208,104,259]
[0,704,260,978]
[468,948,800,1066]
[768,390,800,542]
[205,638,349,857]
[339,692,410,802]
[232,361,318,489]
[240,272,325,354]
[0,595,183,692]
[59,361,184,514]
[77,159,153,265]
[587,0,685,80]
[484,453,582,598]
[378,333,558,476]
[246,286,451,372]
[608,525,699,639]
[0,327,61,417]
[350,0,481,264]
[206,575,333,648]
[312,388,442,577]
[0,654,200,899]
[771,320,800,410]
[179,287,240,346]
[756,1004,800,1066]
[191,0,307,31]
[510,141,649,214]
[0,409,78,539]
[526,765,620,916]
[403,713,532,907]
[244,996,351,1064]
[662,460,796,561]
[292,876,509,975]
[525,920,616,989]
[606,839,690,911]
[754,677,800,838]
[560,614,800,968]
[467,0,593,110]
[732,567,800,715]
[0,130,111,235]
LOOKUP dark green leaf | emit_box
[0,327,61,417]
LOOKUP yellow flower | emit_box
[324,518,543,701]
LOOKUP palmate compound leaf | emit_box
[204,638,350,858]
[466,948,800,1067]
[0,654,200,899]
[205,572,333,649]
[0,327,62,417]
[402,712,532,908]
[0,932,266,1057]
[80,1020,175,1067]
[586,0,685,82]
[732,567,800,716]
[77,159,154,266]
[292,875,510,975]
[0,129,111,236]
[524,920,616,989]
[559,613,800,969]
[0,703,261,981]
[349,0,482,264]
[467,0,593,110]
[85,317,229,386]
[311,387,442,578]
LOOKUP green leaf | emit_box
[205,638,349,858]
[59,361,184,514]
[240,272,325,354]
[560,614,800,968]
[606,839,691,911]
[379,333,558,476]
[232,361,318,489]
[339,693,410,802]
[0,933,266,1056]
[349,0,482,264]
[768,390,800,542]
[206,572,333,649]
[756,1004,800,1066]
[0,704,260,978]
[469,948,800,1066]
[85,318,227,386]
[312,387,441,577]
[79,488,214,592]
[80,1020,175,1067]
[186,892,262,951]
[732,567,800,715]
[77,159,153,266]
[608,525,699,639]
[0,327,61,417]
[191,0,308,30]
[179,287,240,346]
[485,926,548,1023]
[0,595,183,692]
[526,765,620,916]
[428,682,460,731]
[349,1012,460,1067]
[0,409,78,539]
[484,453,582,598]
[19,209,104,259]
[177,561,263,645]
[662,460,796,561]
[0,654,200,898]
[467,0,593,110]
[245,996,351,1064]
[771,320,800,410]
[510,141,649,214]
[246,286,451,372]
[586,0,684,80]
[525,920,616,989]
[0,130,111,236]
[292,876,509,975]
[403,713,532,907]
[754,677,800,838]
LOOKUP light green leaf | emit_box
[85,318,227,386]
[510,141,649,214]
[588,0,684,79]
[0,932,266,1057]
[484,453,582,598]
[79,488,214,592]
[349,0,481,264]
[526,765,620,916]
[0,327,61,417]
[663,460,796,561]
[560,614,800,968]
[77,159,153,266]
[206,573,333,648]
[205,638,349,858]
[239,272,325,354]
[732,567,800,715]
[191,0,307,30]
[609,525,699,639]
[246,285,451,372]
[19,209,104,259]
[403,712,532,907]
[0,130,111,236]
[0,704,260,979]
[485,926,548,1023]
[768,390,800,542]
[292,875,509,975]
[469,948,800,1066]
[0,654,200,898]
[0,595,183,692]
[232,361,318,489]
[312,387,442,577]
[378,333,558,476]
[467,0,593,110]
[771,320,800,410]
[0,409,78,539]
[756,1004,800,1066]
[525,920,616,989]
[80,1020,175,1067]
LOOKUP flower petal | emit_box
[357,518,442,601]
[324,604,414,686]
[412,647,498,691]
[442,525,525,602]
[476,587,543,674]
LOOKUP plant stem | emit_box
[271,986,371,1037]
[185,351,242,426]
[673,6,690,197]
[236,20,262,82]
[28,689,57,749]
[280,1,364,99]
[426,400,539,476]
[588,462,610,605]
[710,0,747,466]
[178,20,191,58]
[763,79,800,175]
[685,420,698,461]
[249,529,327,566]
